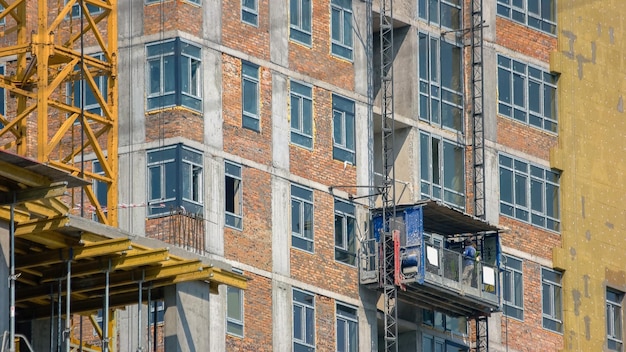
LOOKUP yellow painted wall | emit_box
[551,1,626,351]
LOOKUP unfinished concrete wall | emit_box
[551,1,626,351]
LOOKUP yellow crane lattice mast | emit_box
[0,0,118,226]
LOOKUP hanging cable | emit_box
[79,0,85,218]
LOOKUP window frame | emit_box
[497,55,558,133]
[498,153,560,231]
[418,32,464,132]
[92,160,108,222]
[146,38,202,112]
[496,0,556,35]
[0,6,5,26]
[420,131,466,209]
[541,268,563,333]
[291,184,314,253]
[67,0,104,19]
[241,0,258,26]
[225,160,243,230]
[334,198,356,266]
[332,94,355,164]
[147,144,203,216]
[242,61,260,131]
[502,255,524,321]
[149,300,165,326]
[293,288,315,351]
[67,52,108,117]
[290,0,312,46]
[290,81,314,149]
[336,303,358,352]
[607,288,624,351]
[330,0,353,61]
[227,285,245,337]
[418,0,462,31]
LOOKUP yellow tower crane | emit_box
[0,0,118,226]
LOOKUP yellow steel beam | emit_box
[14,216,70,236]
[206,267,248,290]
[16,238,132,269]
[20,200,66,218]
[17,230,75,249]
[0,160,51,187]
[39,248,170,282]
[0,205,30,222]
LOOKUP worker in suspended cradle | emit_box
[461,239,477,286]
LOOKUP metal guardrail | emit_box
[1,331,34,352]
[360,238,378,284]
[425,245,498,303]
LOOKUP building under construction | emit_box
[0,0,624,351]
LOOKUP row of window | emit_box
[144,144,357,265]
[288,0,354,61]
[293,289,358,352]
[502,254,625,350]
[139,144,558,242]
[419,0,557,38]
[227,285,358,352]
[497,0,556,35]
[419,36,558,134]
[502,255,563,332]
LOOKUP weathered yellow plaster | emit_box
[551,1,626,351]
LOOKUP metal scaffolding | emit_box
[378,0,398,350]
[471,0,488,350]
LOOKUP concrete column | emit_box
[117,304,149,351]
[272,281,292,352]
[117,41,147,149]
[269,0,289,66]
[117,151,147,235]
[164,281,211,352]
[205,157,225,255]
[481,44,501,225]
[203,0,221,43]
[359,287,379,351]
[208,285,227,352]
[204,50,224,151]
[118,0,144,40]
[271,69,292,350]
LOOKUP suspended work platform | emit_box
[361,200,503,318]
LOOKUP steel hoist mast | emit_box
[471,0,487,350]
[378,0,397,350]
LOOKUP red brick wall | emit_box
[221,0,271,61]
[500,260,564,352]
[497,117,558,160]
[290,190,360,300]
[144,1,203,38]
[226,273,273,351]
[289,86,358,195]
[145,109,204,144]
[288,0,354,91]
[494,16,563,352]
[496,17,557,63]
[224,167,273,272]
[222,55,273,166]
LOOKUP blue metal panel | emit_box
[373,215,383,242]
